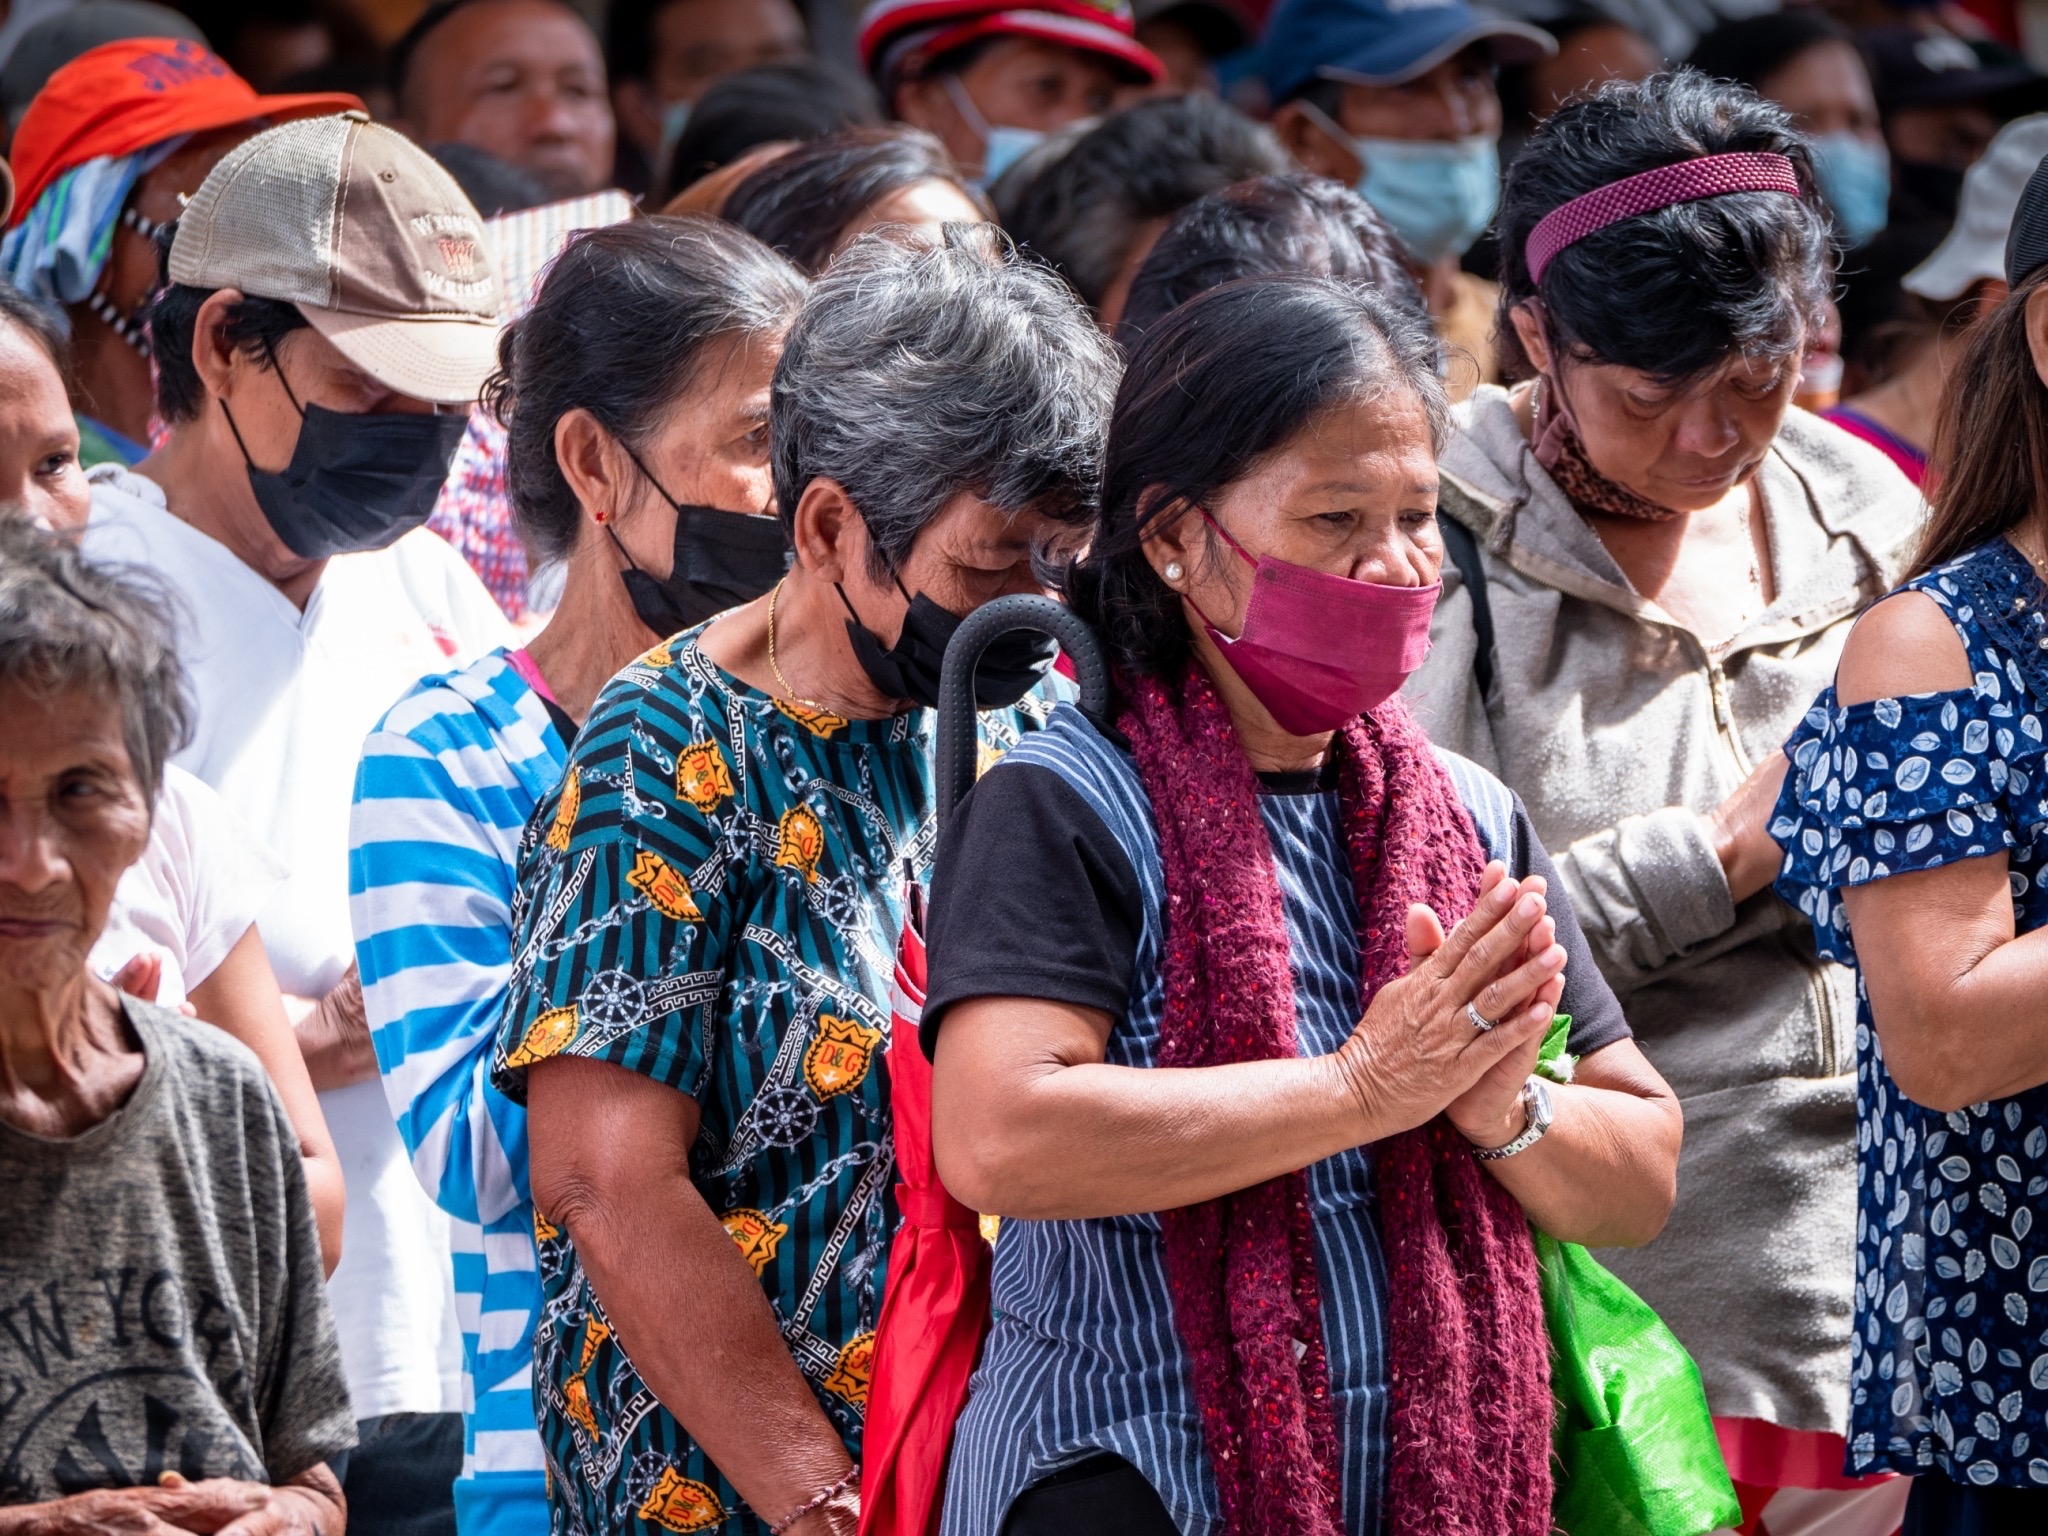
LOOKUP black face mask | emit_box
[222,357,466,560]
[837,570,1055,711]
[612,447,790,637]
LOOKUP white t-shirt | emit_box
[92,763,286,1008]
[84,464,510,1421]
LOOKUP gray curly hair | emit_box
[770,224,1120,578]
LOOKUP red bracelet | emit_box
[767,1465,860,1535]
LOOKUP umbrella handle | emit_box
[935,594,1108,828]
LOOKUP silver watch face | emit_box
[1527,1077,1555,1131]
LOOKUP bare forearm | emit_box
[1475,1084,1679,1247]
[562,1176,851,1522]
[189,935,345,1269]
[301,1155,345,1276]
[1870,928,2048,1111]
[939,1053,1378,1220]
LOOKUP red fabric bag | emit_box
[859,889,991,1536]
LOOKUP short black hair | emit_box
[1067,276,1446,678]
[146,222,308,425]
[609,0,798,86]
[485,217,807,565]
[390,0,481,101]
[1118,172,1425,345]
[1686,10,1854,95]
[605,0,665,85]
[1496,69,1831,384]
[1000,95,1291,311]
[771,225,1118,578]
[393,0,591,107]
[666,58,881,194]
[0,516,191,804]
[723,125,984,275]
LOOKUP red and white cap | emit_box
[859,1,1165,86]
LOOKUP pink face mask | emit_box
[1186,512,1440,736]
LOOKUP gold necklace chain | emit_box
[767,577,829,709]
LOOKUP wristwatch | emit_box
[1474,1076,1554,1161]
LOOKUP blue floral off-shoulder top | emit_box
[1771,536,2048,1489]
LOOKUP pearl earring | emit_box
[1164,561,1184,583]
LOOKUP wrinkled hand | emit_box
[1707,750,1792,905]
[0,1479,271,1535]
[1333,863,1566,1141]
[1432,875,1566,1147]
[161,1472,335,1536]
[293,964,376,1091]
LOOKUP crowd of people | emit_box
[7,0,2048,1534]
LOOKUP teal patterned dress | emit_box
[492,630,1050,1534]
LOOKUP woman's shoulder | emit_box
[993,702,1154,831]
[1841,539,2042,707]
[125,998,275,1111]
[375,647,529,743]
[571,631,734,751]
[1438,385,1528,523]
[1433,747,1518,866]
[1774,406,1927,573]
[1907,534,2041,606]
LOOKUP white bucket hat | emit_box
[1904,113,2048,302]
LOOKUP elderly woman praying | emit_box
[922,276,1682,1536]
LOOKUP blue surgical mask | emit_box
[661,98,692,152]
[944,74,1045,189]
[1809,131,1890,248]
[1298,101,1500,265]
[655,98,692,187]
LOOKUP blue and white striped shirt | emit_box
[349,648,566,1535]
[937,705,1519,1536]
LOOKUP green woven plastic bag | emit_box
[1534,1019,1740,1536]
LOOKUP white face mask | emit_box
[1297,99,1501,266]
[943,74,1046,189]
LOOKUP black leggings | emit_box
[1000,1454,1180,1536]
[1902,1466,2048,1536]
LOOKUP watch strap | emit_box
[1474,1077,1552,1161]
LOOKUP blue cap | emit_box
[1262,0,1554,103]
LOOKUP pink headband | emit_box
[1524,152,1802,285]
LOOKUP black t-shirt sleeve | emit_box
[922,761,1144,1059]
[1509,796,1634,1059]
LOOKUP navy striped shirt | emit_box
[926,705,1624,1534]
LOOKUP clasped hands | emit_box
[1333,863,1567,1152]
[0,1474,336,1536]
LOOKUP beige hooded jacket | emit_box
[1407,384,1925,1435]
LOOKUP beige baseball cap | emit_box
[169,111,502,405]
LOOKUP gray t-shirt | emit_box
[0,999,355,1501]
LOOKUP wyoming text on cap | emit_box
[170,112,503,405]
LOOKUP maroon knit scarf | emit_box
[1118,666,1554,1536]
